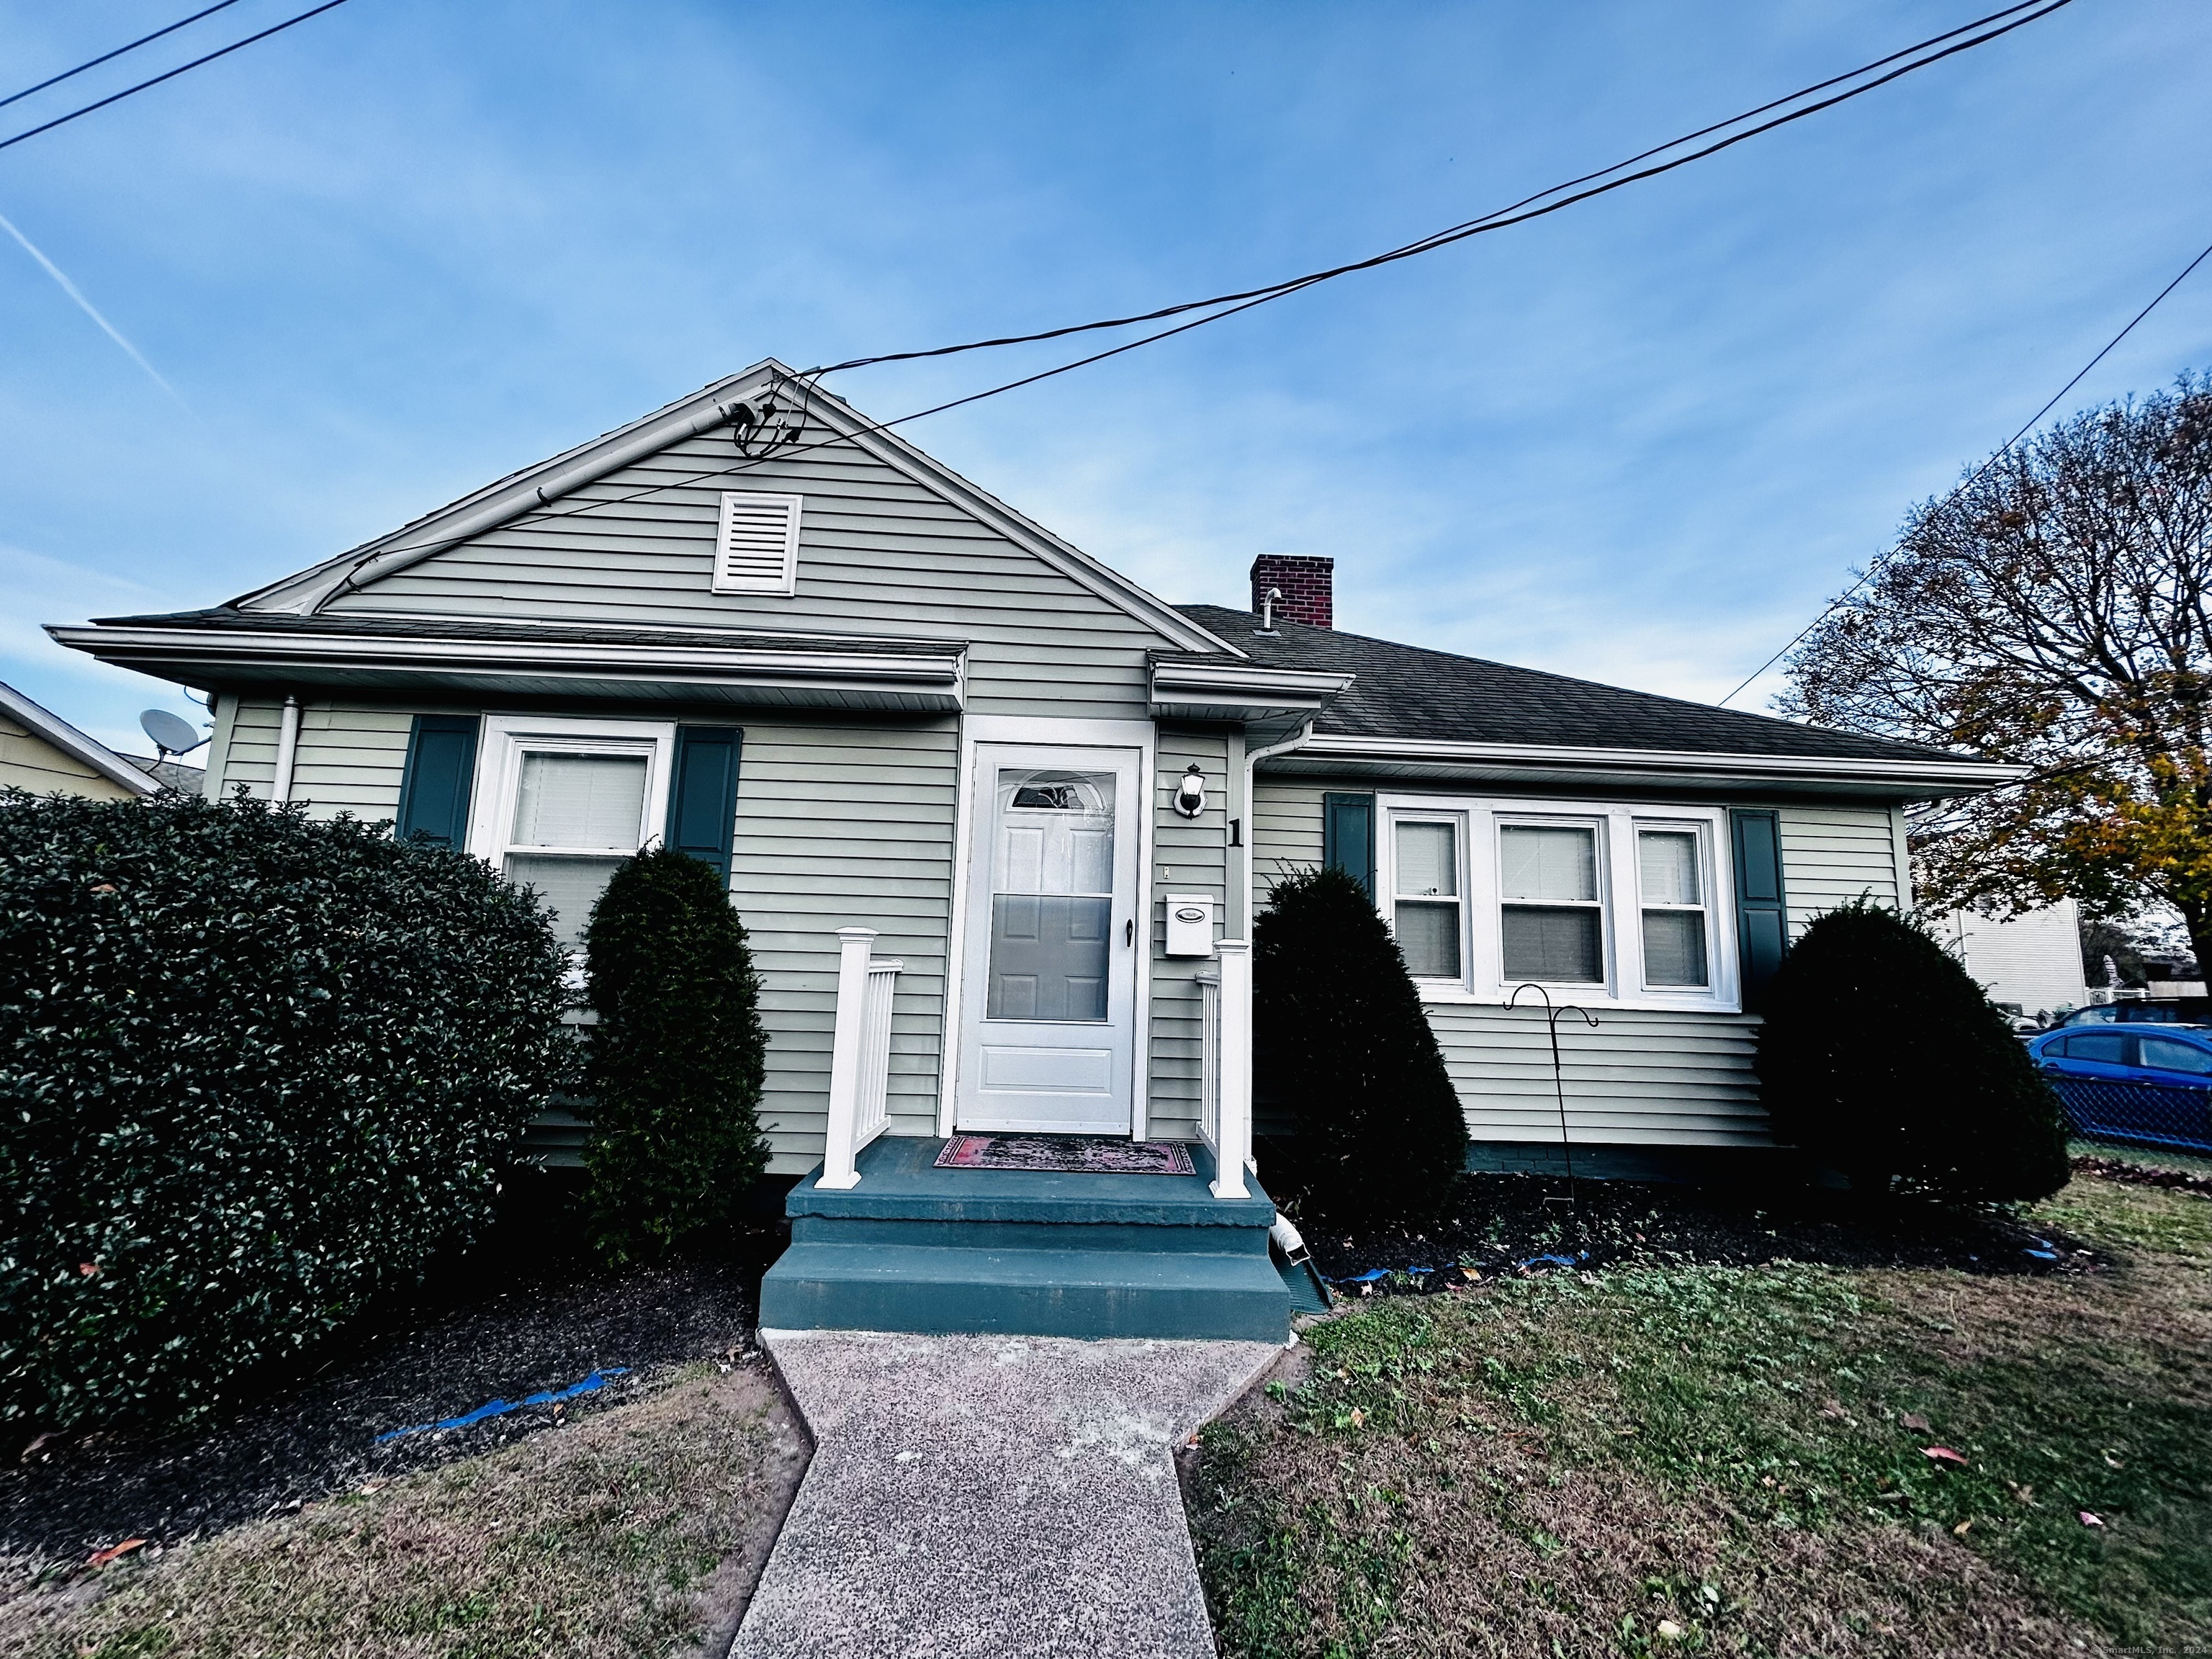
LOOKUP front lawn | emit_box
[0,1361,807,1659]
[1187,1173,2211,1657]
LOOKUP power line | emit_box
[807,0,2074,379]
[0,1,247,114]
[0,0,355,157]
[333,0,2085,584]
[1716,231,2212,710]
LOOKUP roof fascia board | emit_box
[1290,731,2020,792]
[228,361,1243,658]
[236,365,783,616]
[0,680,157,795]
[48,624,966,693]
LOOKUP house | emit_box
[48,360,2014,1341]
[0,680,158,801]
[1941,900,2090,1020]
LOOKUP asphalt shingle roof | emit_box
[1173,605,1957,765]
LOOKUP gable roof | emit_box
[1172,605,1979,767]
[0,680,158,795]
[230,360,1238,657]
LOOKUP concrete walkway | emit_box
[730,1328,1282,1659]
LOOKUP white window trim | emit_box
[712,490,803,595]
[466,715,679,938]
[1376,792,1741,1013]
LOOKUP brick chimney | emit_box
[1249,555,1334,629]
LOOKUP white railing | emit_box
[819,927,902,1191]
[1201,941,1254,1200]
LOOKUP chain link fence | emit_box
[2046,1075,2212,1157]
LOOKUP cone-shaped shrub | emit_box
[1755,899,2068,1200]
[583,846,768,1264]
[1255,864,1468,1226]
[0,790,570,1432]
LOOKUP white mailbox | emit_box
[1164,893,1215,958]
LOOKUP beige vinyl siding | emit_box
[732,719,958,1173]
[1778,803,1905,936]
[0,714,140,799]
[318,428,1173,720]
[1146,730,1231,1142]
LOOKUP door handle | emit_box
[1125,918,1136,947]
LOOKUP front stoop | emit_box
[758,1137,1292,1342]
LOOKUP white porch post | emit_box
[1213,939,1253,1200]
[819,926,878,1191]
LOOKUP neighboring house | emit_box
[1943,900,2090,1019]
[48,361,2015,1340]
[0,680,158,801]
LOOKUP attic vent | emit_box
[713,491,802,594]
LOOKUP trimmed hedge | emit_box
[1755,900,2069,1200]
[1255,864,1469,1226]
[0,790,572,1431]
[582,845,769,1265]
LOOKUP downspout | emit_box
[1236,719,1315,932]
[270,695,302,805]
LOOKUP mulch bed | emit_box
[1295,1168,2110,1293]
[0,1175,788,1570]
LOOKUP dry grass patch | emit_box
[0,1362,808,1659]
[1188,1176,2211,1658]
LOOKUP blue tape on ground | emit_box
[375,1367,630,1444]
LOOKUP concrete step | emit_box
[759,1240,1292,1342]
[788,1213,1274,1256]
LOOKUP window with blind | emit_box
[1391,817,1462,978]
[1375,796,1743,1011]
[467,717,677,950]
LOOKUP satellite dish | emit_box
[139,709,205,756]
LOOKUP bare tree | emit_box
[1782,371,2212,970]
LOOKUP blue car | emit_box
[2028,1024,2212,1153]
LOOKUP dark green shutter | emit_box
[395,715,480,847]
[667,727,743,886]
[1323,792,1376,899]
[1731,809,1788,1008]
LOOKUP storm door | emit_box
[956,745,1141,1133]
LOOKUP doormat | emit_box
[935,1135,1197,1176]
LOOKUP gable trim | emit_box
[0,680,158,796]
[230,359,1242,658]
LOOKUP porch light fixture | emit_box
[1173,763,1207,819]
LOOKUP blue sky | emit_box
[2,0,2207,756]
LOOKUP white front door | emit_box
[956,744,1142,1133]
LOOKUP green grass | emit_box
[1189,1177,2212,1658]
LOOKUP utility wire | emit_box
[1716,231,2212,710]
[333,0,2082,585]
[807,0,2073,379]
[0,0,354,157]
[0,1,247,113]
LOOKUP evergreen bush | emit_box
[0,790,570,1432]
[1254,864,1468,1226]
[581,845,768,1264]
[1755,899,2069,1200]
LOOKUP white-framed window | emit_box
[467,715,677,948]
[1635,822,1713,990]
[1498,817,1606,985]
[1376,793,1740,1012]
[1390,814,1465,979]
[712,491,802,594]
